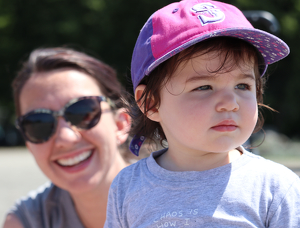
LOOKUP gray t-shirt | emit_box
[105,148,300,228]
[8,182,85,228]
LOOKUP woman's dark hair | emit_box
[13,47,126,116]
[129,37,271,147]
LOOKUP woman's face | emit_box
[19,69,128,195]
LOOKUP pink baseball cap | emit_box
[131,0,289,91]
[129,0,289,156]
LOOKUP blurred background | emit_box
[0,0,299,225]
[0,0,300,146]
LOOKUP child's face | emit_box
[154,51,258,155]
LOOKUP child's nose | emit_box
[53,117,81,148]
[215,91,239,112]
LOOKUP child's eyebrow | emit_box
[238,74,255,80]
[186,75,216,82]
[186,73,255,83]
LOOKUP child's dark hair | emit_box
[129,37,271,147]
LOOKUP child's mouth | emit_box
[212,120,237,132]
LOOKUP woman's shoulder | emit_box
[3,213,24,228]
[6,182,77,228]
[11,182,61,210]
[9,182,53,209]
[4,182,56,228]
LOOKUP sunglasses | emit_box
[16,96,110,144]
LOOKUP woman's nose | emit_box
[53,117,81,148]
[215,90,239,112]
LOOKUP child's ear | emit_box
[135,84,161,122]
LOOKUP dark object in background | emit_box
[242,10,280,154]
[243,10,280,35]
[0,122,23,146]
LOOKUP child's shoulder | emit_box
[110,149,166,191]
[111,155,149,187]
[242,149,293,171]
[240,149,299,186]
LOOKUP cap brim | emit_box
[147,27,289,77]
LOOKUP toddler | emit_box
[105,0,300,227]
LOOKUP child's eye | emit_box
[194,85,212,91]
[235,84,251,90]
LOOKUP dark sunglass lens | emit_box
[21,113,55,143]
[65,98,101,129]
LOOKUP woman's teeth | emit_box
[57,150,92,166]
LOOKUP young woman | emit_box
[3,47,131,228]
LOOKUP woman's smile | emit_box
[54,149,95,174]
[56,150,93,167]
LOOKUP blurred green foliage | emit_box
[0,0,299,138]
